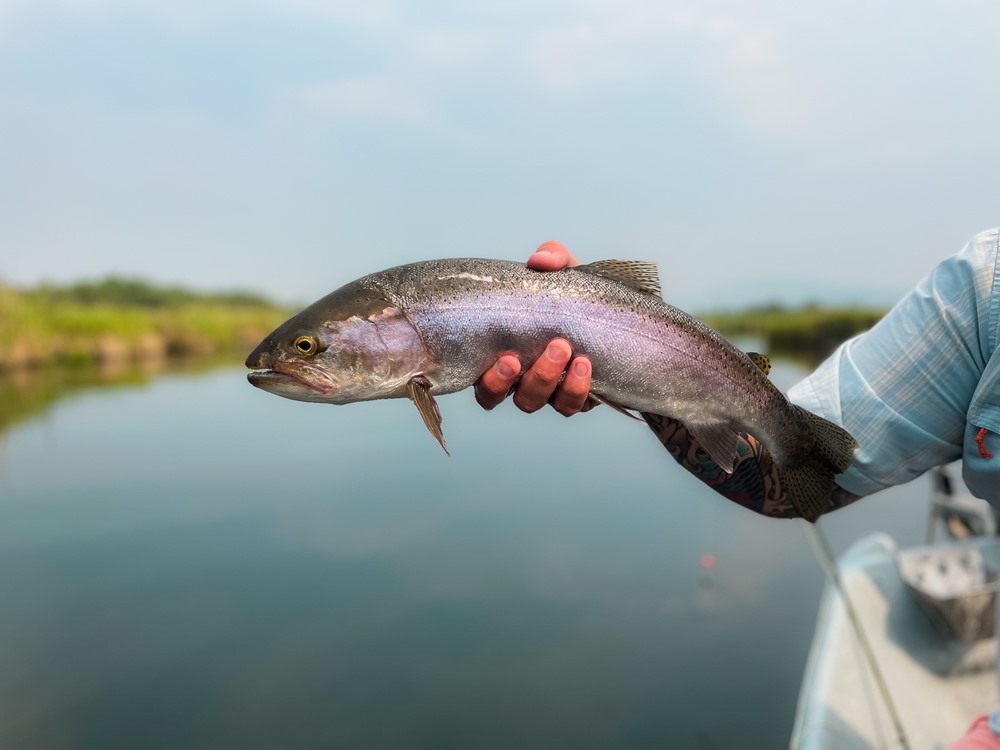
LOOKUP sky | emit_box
[2,0,1000,311]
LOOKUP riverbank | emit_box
[0,279,289,371]
[703,305,886,363]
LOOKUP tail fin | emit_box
[781,407,859,522]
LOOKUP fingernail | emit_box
[546,342,568,362]
[496,360,516,379]
[572,358,590,376]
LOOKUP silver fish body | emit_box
[246,258,857,521]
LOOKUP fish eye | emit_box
[293,334,320,357]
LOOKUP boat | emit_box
[791,468,1000,750]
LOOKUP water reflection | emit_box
[0,354,242,437]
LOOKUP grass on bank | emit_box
[703,304,887,363]
[0,278,290,370]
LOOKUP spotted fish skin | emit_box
[246,258,857,521]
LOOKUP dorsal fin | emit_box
[746,352,771,376]
[575,260,662,298]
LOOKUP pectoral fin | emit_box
[686,420,742,474]
[407,375,449,456]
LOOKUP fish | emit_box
[246,258,857,521]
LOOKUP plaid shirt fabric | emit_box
[788,228,1000,503]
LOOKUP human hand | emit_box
[474,241,595,417]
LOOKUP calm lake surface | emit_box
[0,357,929,749]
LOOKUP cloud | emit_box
[517,2,813,134]
[409,27,495,68]
[0,0,397,40]
[696,13,813,134]
[274,0,397,27]
[0,0,809,136]
[0,0,185,33]
[268,1,814,138]
[284,75,437,126]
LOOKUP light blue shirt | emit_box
[788,228,1000,505]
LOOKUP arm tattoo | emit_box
[641,413,861,519]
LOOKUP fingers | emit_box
[475,354,521,410]
[550,356,592,416]
[475,342,594,416]
[512,339,573,413]
[527,240,581,271]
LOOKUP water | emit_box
[0,358,930,749]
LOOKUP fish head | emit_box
[246,281,429,404]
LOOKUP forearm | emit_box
[641,413,861,519]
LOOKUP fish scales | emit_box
[246,257,858,521]
[363,259,793,453]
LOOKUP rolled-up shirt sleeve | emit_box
[788,229,1000,498]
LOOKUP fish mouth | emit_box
[247,369,301,389]
[246,364,339,403]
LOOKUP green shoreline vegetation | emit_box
[0,277,290,371]
[0,277,292,435]
[703,304,888,363]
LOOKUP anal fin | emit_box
[407,375,449,456]
[686,420,742,474]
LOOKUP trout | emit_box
[246,258,857,521]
